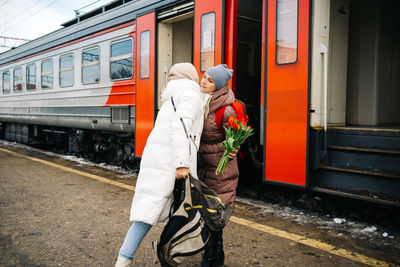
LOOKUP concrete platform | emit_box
[0,145,398,267]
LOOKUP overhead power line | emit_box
[0,0,46,29]
[0,0,61,35]
[0,36,30,49]
[0,0,10,8]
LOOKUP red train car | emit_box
[0,0,399,205]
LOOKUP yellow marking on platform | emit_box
[0,148,135,191]
[0,147,394,267]
[230,216,391,267]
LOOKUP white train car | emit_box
[0,24,135,133]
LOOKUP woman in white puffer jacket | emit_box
[115,63,204,267]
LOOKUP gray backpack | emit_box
[153,176,210,266]
[189,176,228,231]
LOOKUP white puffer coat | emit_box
[130,78,204,225]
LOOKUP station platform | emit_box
[0,145,398,267]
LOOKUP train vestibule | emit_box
[309,0,400,204]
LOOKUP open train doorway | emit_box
[345,0,400,128]
[234,0,263,185]
[156,6,194,109]
[320,0,400,128]
[310,0,400,203]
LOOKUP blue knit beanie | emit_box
[205,64,233,90]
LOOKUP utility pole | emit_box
[0,36,30,49]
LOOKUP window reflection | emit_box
[276,0,298,64]
[26,64,36,90]
[110,39,133,80]
[2,71,10,94]
[82,48,100,84]
[60,55,74,87]
[140,31,150,79]
[13,68,22,92]
[41,60,53,89]
[201,12,215,72]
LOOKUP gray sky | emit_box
[0,0,113,53]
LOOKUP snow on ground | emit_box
[0,140,137,178]
[1,140,398,249]
[236,196,399,249]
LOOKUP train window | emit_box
[2,71,10,94]
[41,59,53,89]
[276,0,298,65]
[140,31,150,79]
[200,12,215,72]
[110,39,133,80]
[60,55,74,87]
[13,67,22,92]
[26,64,36,90]
[82,47,100,84]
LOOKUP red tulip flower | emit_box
[215,116,253,175]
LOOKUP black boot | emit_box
[215,230,225,266]
[201,230,224,267]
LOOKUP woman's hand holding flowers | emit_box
[227,146,240,159]
[216,116,253,175]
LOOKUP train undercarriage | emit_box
[0,122,138,170]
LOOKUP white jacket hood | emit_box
[161,78,201,104]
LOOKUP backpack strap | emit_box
[215,105,228,133]
[231,101,246,122]
[215,100,248,133]
[171,97,199,155]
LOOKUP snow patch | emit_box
[382,232,394,238]
[361,226,377,233]
[235,196,398,249]
[333,218,346,224]
[0,140,138,178]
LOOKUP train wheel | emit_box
[124,158,139,171]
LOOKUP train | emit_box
[0,0,399,206]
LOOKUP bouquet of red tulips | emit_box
[215,116,253,175]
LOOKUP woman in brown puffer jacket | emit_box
[198,64,239,267]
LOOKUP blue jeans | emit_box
[119,221,152,260]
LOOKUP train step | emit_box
[327,145,400,155]
[327,127,400,151]
[311,127,400,204]
[309,186,400,207]
[310,167,400,204]
[324,145,400,175]
[317,164,400,180]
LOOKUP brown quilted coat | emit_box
[198,85,239,209]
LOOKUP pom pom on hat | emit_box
[205,64,233,90]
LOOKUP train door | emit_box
[262,0,311,187]
[135,12,156,157]
[193,0,225,76]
